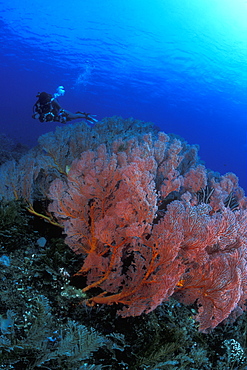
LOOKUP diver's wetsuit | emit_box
[32,92,97,124]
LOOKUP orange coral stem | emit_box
[26,204,63,228]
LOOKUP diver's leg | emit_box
[62,109,85,121]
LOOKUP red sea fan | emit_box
[175,205,247,332]
[175,250,244,332]
[48,129,247,331]
[48,141,185,316]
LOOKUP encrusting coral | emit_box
[0,117,246,333]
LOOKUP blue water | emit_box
[1,0,247,190]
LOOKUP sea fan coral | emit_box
[0,117,246,331]
[47,118,247,332]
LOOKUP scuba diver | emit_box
[32,86,98,124]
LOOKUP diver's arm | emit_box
[52,98,62,111]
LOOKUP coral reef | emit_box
[0,201,246,369]
[47,119,247,332]
[0,133,28,166]
[0,117,247,368]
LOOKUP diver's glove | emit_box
[77,112,98,123]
